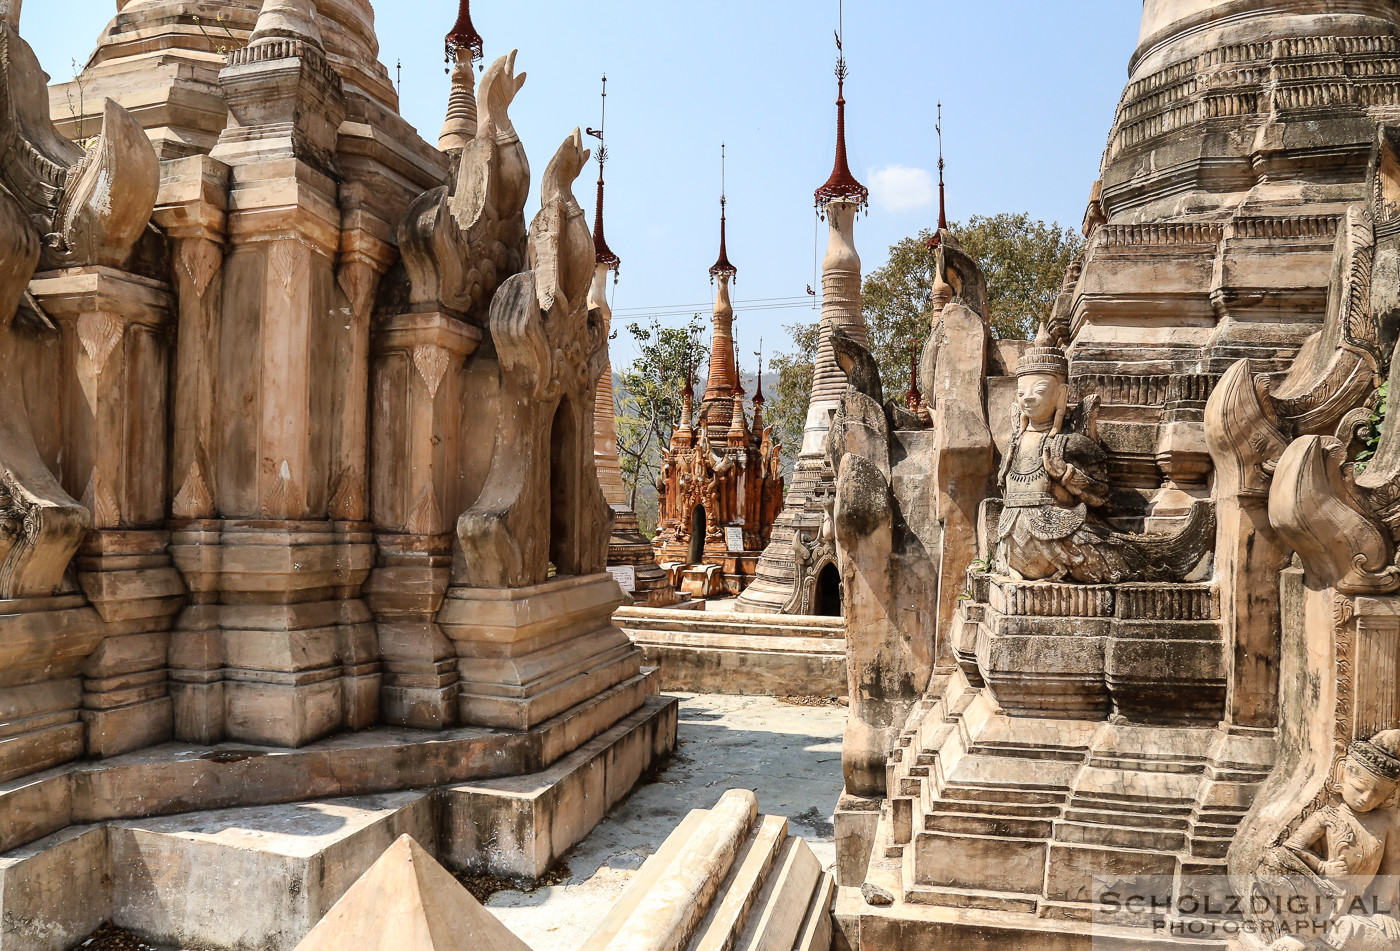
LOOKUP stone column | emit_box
[32,268,185,757]
[183,5,378,747]
[365,310,481,728]
[738,198,866,614]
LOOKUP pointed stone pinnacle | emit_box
[294,835,534,951]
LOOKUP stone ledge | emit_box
[0,670,663,855]
[0,696,678,951]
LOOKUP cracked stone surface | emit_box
[485,693,847,950]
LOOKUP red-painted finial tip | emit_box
[446,0,483,64]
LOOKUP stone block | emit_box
[913,831,1047,895]
[0,825,111,951]
[224,677,345,747]
[111,792,435,951]
[443,695,677,879]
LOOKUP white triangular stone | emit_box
[294,834,533,951]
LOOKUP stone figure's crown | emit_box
[1351,731,1400,781]
[1016,324,1070,379]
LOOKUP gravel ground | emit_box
[485,693,848,951]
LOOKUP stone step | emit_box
[616,607,846,641]
[924,812,1055,840]
[1055,819,1188,852]
[579,790,834,951]
[622,615,847,698]
[0,698,678,951]
[903,883,1040,915]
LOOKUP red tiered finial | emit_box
[815,4,869,212]
[754,341,765,404]
[446,0,484,64]
[587,76,621,273]
[710,144,738,281]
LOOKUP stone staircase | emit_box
[615,606,846,697]
[868,671,1274,935]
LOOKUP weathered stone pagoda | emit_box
[736,38,869,616]
[652,199,785,598]
[587,83,676,608]
[0,1,675,946]
[830,1,1400,949]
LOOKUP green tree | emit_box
[774,213,1083,407]
[764,321,820,477]
[864,214,1083,401]
[615,316,709,532]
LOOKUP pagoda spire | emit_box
[702,145,739,423]
[587,75,621,274]
[814,1,869,211]
[440,0,483,151]
[445,0,484,65]
[937,102,948,232]
[710,143,737,281]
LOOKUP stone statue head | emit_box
[1015,325,1071,433]
[1342,731,1400,812]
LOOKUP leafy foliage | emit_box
[1355,381,1390,474]
[772,213,1083,408]
[764,321,820,476]
[615,316,708,533]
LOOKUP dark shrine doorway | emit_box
[816,563,842,617]
[689,507,706,565]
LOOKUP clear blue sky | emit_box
[25,1,1143,369]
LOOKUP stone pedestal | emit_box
[437,573,641,730]
[0,595,103,783]
[168,520,378,748]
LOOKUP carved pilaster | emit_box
[366,309,481,728]
[32,268,183,757]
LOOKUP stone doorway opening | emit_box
[549,399,577,576]
[689,507,706,564]
[815,563,841,617]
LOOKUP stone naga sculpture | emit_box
[457,129,612,587]
[1228,137,1400,595]
[995,330,1215,584]
[400,51,530,320]
[0,6,158,597]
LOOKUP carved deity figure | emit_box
[995,330,1214,584]
[1265,732,1400,951]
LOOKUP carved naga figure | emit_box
[457,129,611,587]
[0,1,158,598]
[1211,126,1400,595]
[400,51,530,320]
[995,330,1215,584]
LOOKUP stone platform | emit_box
[832,669,1275,950]
[616,605,846,697]
[0,688,676,950]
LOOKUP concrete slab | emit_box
[111,791,436,951]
